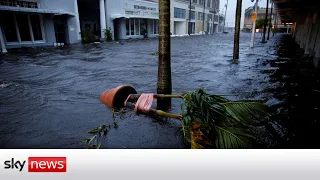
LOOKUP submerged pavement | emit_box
[1,33,319,148]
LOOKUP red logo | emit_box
[28,157,67,172]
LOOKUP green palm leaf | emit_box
[180,89,268,149]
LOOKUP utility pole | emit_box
[202,0,206,35]
[223,0,228,32]
[262,0,269,43]
[188,0,192,35]
[250,0,258,48]
[267,2,273,40]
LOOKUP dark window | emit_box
[198,12,204,20]
[30,14,43,41]
[1,11,18,42]
[207,0,211,7]
[191,11,195,20]
[126,19,129,35]
[174,8,186,19]
[192,0,197,3]
[199,0,204,5]
[130,19,134,35]
[16,13,31,41]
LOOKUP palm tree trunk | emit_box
[202,0,205,34]
[267,2,273,40]
[157,0,172,110]
[188,0,191,35]
[233,0,242,61]
[262,0,269,43]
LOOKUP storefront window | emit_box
[135,19,140,35]
[140,19,146,35]
[152,20,159,34]
[126,19,130,35]
[30,14,43,41]
[1,11,44,43]
[1,11,18,42]
[16,13,32,41]
[130,19,134,35]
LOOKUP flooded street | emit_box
[1,33,319,148]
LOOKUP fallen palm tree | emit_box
[95,85,268,149]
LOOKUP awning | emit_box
[0,6,76,16]
[110,14,126,20]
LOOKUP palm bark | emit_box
[233,0,242,60]
[157,0,172,110]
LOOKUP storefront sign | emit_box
[134,5,156,11]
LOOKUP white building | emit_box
[1,0,221,53]
[171,0,220,36]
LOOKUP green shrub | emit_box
[81,28,96,44]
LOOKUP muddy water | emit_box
[1,33,319,148]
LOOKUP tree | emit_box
[256,18,272,30]
[233,0,242,61]
[157,0,172,110]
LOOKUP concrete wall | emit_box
[40,0,81,43]
[291,10,320,68]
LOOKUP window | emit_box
[135,19,140,35]
[152,20,159,35]
[1,11,18,42]
[125,18,147,36]
[16,13,32,41]
[30,14,43,41]
[1,11,44,44]
[126,19,130,35]
[174,8,186,19]
[192,0,197,3]
[207,14,213,21]
[207,0,211,7]
[191,11,195,20]
[198,12,204,20]
[199,0,204,5]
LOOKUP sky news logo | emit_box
[4,157,67,172]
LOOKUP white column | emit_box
[74,0,81,41]
[0,26,8,53]
[100,0,107,39]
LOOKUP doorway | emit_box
[53,16,68,44]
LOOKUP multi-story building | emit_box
[0,0,220,52]
[243,6,285,33]
[171,0,219,35]
[0,0,81,53]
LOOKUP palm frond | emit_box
[180,89,268,149]
[215,126,253,149]
[220,101,268,124]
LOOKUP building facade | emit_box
[1,0,220,52]
[0,0,81,52]
[243,7,286,33]
[171,0,219,35]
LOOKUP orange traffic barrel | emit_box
[100,85,137,108]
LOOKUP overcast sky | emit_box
[220,0,269,27]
